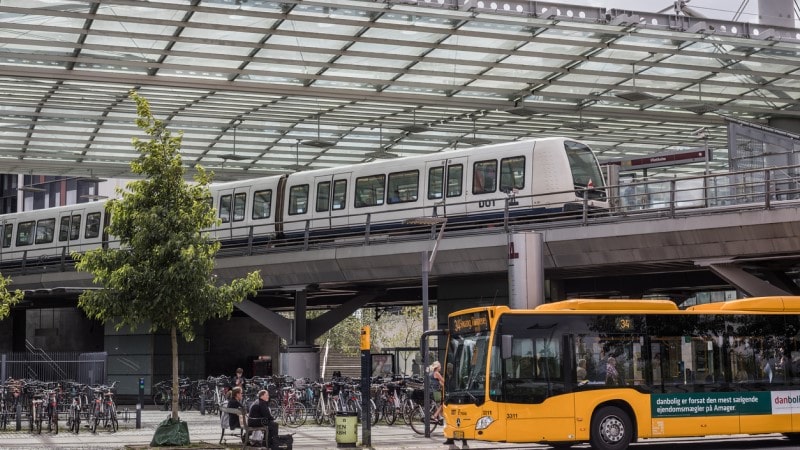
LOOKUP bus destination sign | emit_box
[450,311,490,334]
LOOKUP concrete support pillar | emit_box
[294,289,307,346]
[508,232,545,309]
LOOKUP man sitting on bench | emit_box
[248,389,278,448]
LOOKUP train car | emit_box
[0,200,107,268]
[274,137,607,236]
[0,137,607,265]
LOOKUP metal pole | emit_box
[422,249,431,438]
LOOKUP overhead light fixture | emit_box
[682,103,719,114]
[221,119,251,160]
[77,170,107,183]
[505,105,544,116]
[365,125,399,159]
[682,82,719,114]
[615,63,658,102]
[459,116,492,145]
[80,194,109,200]
[18,185,46,193]
[301,114,336,148]
[399,110,429,133]
[562,109,599,130]
[284,140,308,171]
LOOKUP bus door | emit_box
[424,157,467,218]
[57,208,84,255]
[0,217,15,263]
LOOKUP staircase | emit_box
[321,350,360,379]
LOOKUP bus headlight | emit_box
[475,415,494,430]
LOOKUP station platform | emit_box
[0,407,551,449]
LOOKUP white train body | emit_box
[1,137,607,264]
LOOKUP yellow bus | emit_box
[441,297,800,450]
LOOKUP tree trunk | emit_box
[171,325,179,421]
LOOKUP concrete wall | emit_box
[26,307,103,352]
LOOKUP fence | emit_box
[0,351,107,385]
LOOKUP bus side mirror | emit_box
[501,334,513,360]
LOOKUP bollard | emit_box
[16,402,22,431]
[200,395,205,415]
[137,377,144,429]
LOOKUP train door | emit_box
[229,187,251,241]
[57,208,84,255]
[424,157,467,218]
[311,173,351,232]
[214,188,234,241]
[0,217,15,264]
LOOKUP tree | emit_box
[74,91,263,430]
[0,273,24,320]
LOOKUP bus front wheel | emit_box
[590,406,632,450]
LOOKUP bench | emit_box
[218,405,244,445]
[241,406,271,449]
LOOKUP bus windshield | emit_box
[445,310,492,405]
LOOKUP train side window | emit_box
[69,215,81,240]
[35,218,56,244]
[428,167,444,200]
[59,216,71,242]
[332,180,347,210]
[85,212,101,239]
[387,170,418,204]
[252,190,272,220]
[447,164,463,197]
[500,156,525,192]
[355,175,385,208]
[16,221,35,246]
[233,192,246,222]
[2,223,12,248]
[219,194,231,223]
[288,184,309,215]
[316,181,331,212]
[473,160,497,194]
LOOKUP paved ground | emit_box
[0,406,550,449]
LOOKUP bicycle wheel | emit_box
[401,399,416,425]
[153,391,165,407]
[382,402,397,426]
[89,414,99,434]
[282,403,306,428]
[35,411,43,435]
[369,399,378,427]
[109,407,118,432]
[409,405,438,435]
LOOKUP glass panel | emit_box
[85,212,101,239]
[447,165,463,197]
[252,190,272,220]
[233,192,247,222]
[316,181,331,212]
[35,218,56,244]
[332,180,347,211]
[387,170,419,204]
[565,140,606,201]
[16,221,34,246]
[70,215,81,240]
[500,156,525,192]
[355,174,385,208]
[288,184,309,215]
[428,166,443,200]
[59,216,70,242]
[219,194,231,223]
[472,160,497,194]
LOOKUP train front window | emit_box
[565,141,606,200]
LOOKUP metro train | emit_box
[0,137,608,265]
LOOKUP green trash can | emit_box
[335,411,358,448]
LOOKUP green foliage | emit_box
[74,90,263,341]
[0,273,24,320]
[311,306,424,356]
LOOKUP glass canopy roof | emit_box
[1,0,799,180]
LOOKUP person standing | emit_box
[232,367,246,390]
[605,357,622,386]
[429,361,444,424]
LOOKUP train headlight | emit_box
[475,415,495,430]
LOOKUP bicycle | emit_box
[89,382,118,433]
[409,397,439,435]
[278,385,307,428]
